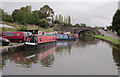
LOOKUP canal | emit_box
[2,34,120,75]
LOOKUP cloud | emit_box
[1,2,119,27]
[2,0,120,2]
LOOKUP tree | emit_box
[38,18,49,28]
[59,14,63,23]
[64,16,68,23]
[32,11,40,25]
[112,9,120,33]
[54,20,59,24]
[55,15,58,21]
[3,15,13,22]
[33,10,47,19]
[68,16,71,24]
[40,5,54,18]
[54,24,60,31]
[0,8,3,21]
[75,23,80,27]
[80,23,86,27]
[118,29,120,36]
[20,6,31,13]
[63,23,72,27]
[1,8,13,22]
[23,12,35,24]
[106,25,112,31]
[12,6,32,24]
[12,9,25,24]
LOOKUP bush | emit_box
[54,24,60,31]
[18,26,28,31]
[38,19,49,28]
[1,27,15,32]
[118,29,120,36]
[54,20,59,24]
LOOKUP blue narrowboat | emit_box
[51,34,74,40]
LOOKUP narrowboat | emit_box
[51,34,74,40]
[49,34,79,40]
[24,34,57,50]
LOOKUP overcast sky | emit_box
[1,0,120,27]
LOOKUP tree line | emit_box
[0,5,72,30]
[107,9,120,36]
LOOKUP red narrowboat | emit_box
[24,34,57,50]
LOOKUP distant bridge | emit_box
[61,27,101,35]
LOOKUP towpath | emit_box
[0,43,24,54]
[99,30,119,40]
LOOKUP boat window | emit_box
[5,32,9,36]
[0,33,2,37]
[53,38,55,40]
[65,35,67,37]
[7,33,13,37]
[24,33,26,36]
[45,38,46,41]
[34,37,38,42]
[39,38,42,42]
[49,38,51,41]
[27,33,29,36]
[26,37,30,42]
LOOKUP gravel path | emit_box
[99,30,119,40]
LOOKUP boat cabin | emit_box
[25,34,56,44]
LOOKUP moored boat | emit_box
[49,34,74,40]
[24,34,57,50]
[48,34,79,40]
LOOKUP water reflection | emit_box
[74,34,99,48]
[55,40,72,55]
[2,40,73,68]
[2,34,99,69]
[112,46,120,66]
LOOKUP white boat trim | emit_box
[26,54,36,59]
[24,42,37,45]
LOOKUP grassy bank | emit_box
[0,22,54,32]
[94,35,120,45]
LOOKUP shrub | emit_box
[54,24,60,31]
[38,19,49,28]
[118,29,120,36]
[18,26,28,31]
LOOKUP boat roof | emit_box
[46,34,70,35]
[33,34,55,37]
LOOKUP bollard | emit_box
[102,34,104,36]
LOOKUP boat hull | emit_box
[23,41,56,50]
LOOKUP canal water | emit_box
[2,35,120,75]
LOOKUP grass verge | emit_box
[0,21,55,32]
[94,35,120,45]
